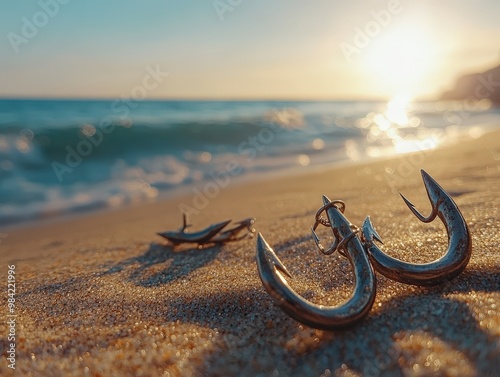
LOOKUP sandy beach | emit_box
[1,129,499,377]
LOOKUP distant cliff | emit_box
[441,64,500,105]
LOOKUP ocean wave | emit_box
[0,121,273,163]
[1,99,499,226]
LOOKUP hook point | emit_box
[399,192,415,207]
[322,195,331,206]
[257,233,292,279]
[362,216,383,244]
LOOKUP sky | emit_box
[0,0,499,100]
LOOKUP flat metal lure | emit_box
[157,213,231,246]
[362,169,472,286]
[256,196,376,330]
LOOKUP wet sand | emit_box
[1,130,499,376]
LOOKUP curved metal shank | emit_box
[157,220,231,245]
[362,169,472,286]
[256,195,376,330]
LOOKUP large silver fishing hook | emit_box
[256,195,376,330]
[362,169,472,286]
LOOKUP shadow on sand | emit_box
[24,237,498,376]
[159,265,500,376]
[102,242,224,287]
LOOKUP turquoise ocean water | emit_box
[0,98,498,225]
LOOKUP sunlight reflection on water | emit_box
[356,94,441,158]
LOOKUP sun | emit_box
[362,24,436,96]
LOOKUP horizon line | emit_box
[0,95,437,102]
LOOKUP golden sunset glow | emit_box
[362,24,437,96]
[1,2,498,100]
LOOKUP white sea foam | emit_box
[0,99,499,225]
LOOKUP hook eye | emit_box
[311,199,347,256]
[311,221,339,255]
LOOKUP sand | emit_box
[1,130,499,377]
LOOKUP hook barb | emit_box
[399,169,446,223]
[362,216,383,245]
